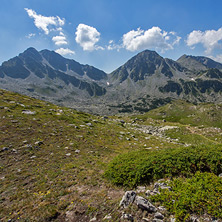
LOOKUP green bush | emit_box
[151,172,222,220]
[104,145,222,187]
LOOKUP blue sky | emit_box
[1,0,222,73]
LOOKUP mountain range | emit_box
[0,47,222,114]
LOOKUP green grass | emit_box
[0,89,129,221]
[1,89,222,221]
[135,100,222,128]
[104,145,222,187]
[150,172,222,221]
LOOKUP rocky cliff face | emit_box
[0,47,107,102]
[0,48,222,114]
[177,54,222,71]
[106,50,222,114]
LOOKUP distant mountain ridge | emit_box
[177,54,222,71]
[0,47,222,114]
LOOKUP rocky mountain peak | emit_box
[111,49,174,83]
[177,54,222,71]
[19,47,43,63]
[126,50,163,67]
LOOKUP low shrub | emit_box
[151,172,222,220]
[104,145,222,187]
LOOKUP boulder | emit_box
[121,213,134,221]
[22,110,36,115]
[119,191,137,208]
[154,212,164,219]
[157,206,166,212]
[154,182,171,192]
[136,186,146,193]
[34,141,43,146]
[2,147,9,152]
[134,196,157,213]
[190,216,200,222]
[145,189,159,196]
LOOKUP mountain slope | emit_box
[106,50,222,113]
[0,47,107,102]
[110,50,179,83]
[177,54,222,71]
[0,48,222,115]
[1,89,222,221]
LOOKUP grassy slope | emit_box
[136,100,222,128]
[0,90,222,221]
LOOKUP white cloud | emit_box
[52,35,68,46]
[122,27,180,52]
[57,16,65,26]
[25,8,65,35]
[173,36,181,46]
[59,32,65,36]
[107,40,121,51]
[209,54,222,63]
[57,27,63,32]
[75,24,101,51]
[26,33,36,39]
[187,28,222,54]
[55,48,75,56]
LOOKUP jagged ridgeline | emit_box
[0,47,222,114]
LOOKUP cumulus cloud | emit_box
[25,8,65,34]
[187,28,222,54]
[55,48,75,56]
[209,54,222,63]
[75,24,102,51]
[122,27,180,52]
[52,35,68,46]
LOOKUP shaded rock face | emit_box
[159,81,183,95]
[40,49,107,81]
[0,47,107,97]
[108,50,222,114]
[110,50,175,83]
[0,56,30,79]
[177,54,222,71]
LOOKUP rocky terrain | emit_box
[0,48,222,114]
[1,89,222,221]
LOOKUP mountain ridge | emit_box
[177,54,222,71]
[0,47,222,114]
[0,47,107,100]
